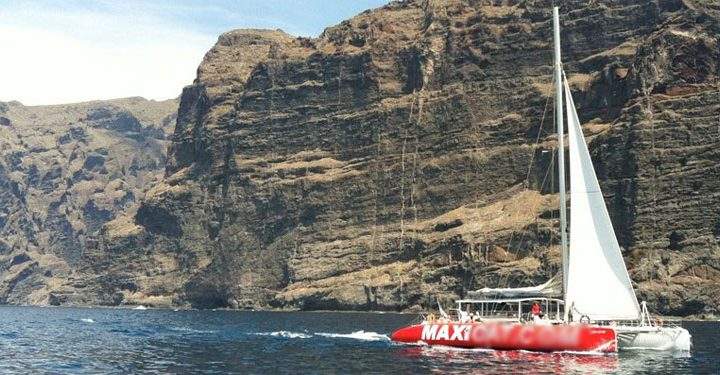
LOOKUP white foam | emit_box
[673,328,692,352]
[133,305,147,310]
[254,331,312,339]
[80,318,95,323]
[315,330,390,342]
[169,327,215,334]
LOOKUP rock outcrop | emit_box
[5,0,720,317]
[0,97,177,304]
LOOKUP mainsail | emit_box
[563,77,641,321]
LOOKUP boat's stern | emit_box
[674,327,692,351]
[617,326,691,351]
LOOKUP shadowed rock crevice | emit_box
[135,205,183,238]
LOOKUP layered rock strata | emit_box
[7,0,719,316]
[0,98,177,303]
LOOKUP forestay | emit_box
[563,76,641,321]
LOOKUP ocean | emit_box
[0,306,717,374]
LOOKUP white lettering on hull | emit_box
[450,325,470,341]
[421,324,439,341]
[436,325,449,340]
[419,323,587,348]
[421,324,471,342]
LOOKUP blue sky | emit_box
[0,0,388,105]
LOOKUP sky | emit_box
[0,0,389,105]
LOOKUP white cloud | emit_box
[0,0,389,105]
[0,3,215,105]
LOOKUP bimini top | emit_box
[466,275,562,299]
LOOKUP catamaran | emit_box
[391,7,691,353]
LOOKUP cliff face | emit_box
[0,98,177,304]
[39,0,720,315]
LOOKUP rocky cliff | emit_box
[0,97,177,304]
[7,0,720,317]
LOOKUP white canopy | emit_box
[467,275,562,299]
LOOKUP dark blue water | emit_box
[0,306,717,374]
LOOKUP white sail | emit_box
[563,76,641,321]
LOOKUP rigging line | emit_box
[524,78,555,186]
[499,86,555,290]
[540,149,558,208]
[504,78,557,290]
[505,78,555,287]
[549,85,564,282]
[516,150,558,288]
[504,152,555,290]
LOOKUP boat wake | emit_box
[251,330,390,341]
[316,330,390,342]
[169,327,216,334]
[253,331,313,339]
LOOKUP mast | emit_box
[552,6,569,321]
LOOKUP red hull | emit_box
[391,322,617,353]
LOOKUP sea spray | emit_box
[315,331,390,342]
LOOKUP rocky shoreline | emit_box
[3,303,718,323]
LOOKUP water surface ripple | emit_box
[0,306,716,374]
